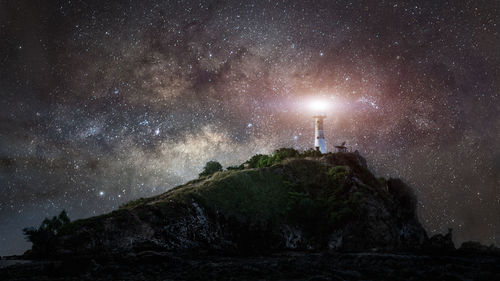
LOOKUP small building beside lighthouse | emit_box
[313,114,326,154]
[335,141,348,152]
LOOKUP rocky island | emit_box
[1,150,499,280]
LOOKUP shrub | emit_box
[272,148,300,161]
[327,191,363,226]
[327,166,349,188]
[246,148,301,168]
[199,161,223,177]
[257,154,272,167]
[23,210,71,257]
[246,154,266,168]
[300,148,323,157]
[226,164,244,170]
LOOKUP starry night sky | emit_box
[0,0,499,256]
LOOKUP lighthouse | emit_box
[313,114,326,153]
[308,98,329,154]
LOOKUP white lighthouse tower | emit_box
[313,114,326,154]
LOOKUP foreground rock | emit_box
[38,152,431,257]
[1,251,499,281]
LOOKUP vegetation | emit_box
[328,166,349,188]
[283,163,363,241]
[245,154,267,168]
[300,148,323,158]
[196,169,291,226]
[244,147,319,168]
[160,149,369,244]
[192,154,366,245]
[199,161,223,177]
[25,148,379,254]
[23,210,71,257]
[226,164,244,170]
[200,147,328,177]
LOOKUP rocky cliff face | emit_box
[42,152,435,258]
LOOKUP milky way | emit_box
[0,0,499,255]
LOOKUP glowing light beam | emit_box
[308,99,330,113]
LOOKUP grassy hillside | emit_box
[113,152,371,243]
[26,149,422,256]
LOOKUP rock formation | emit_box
[4,151,498,280]
[43,152,431,257]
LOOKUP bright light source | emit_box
[308,99,329,112]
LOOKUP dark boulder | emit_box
[423,229,455,254]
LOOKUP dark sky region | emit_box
[0,0,499,256]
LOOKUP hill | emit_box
[34,151,430,257]
[3,150,499,280]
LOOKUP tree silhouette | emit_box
[199,161,223,177]
[23,210,70,257]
